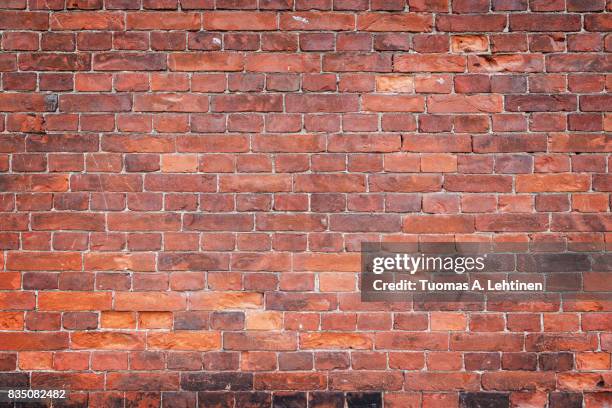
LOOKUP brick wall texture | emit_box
[0,0,611,407]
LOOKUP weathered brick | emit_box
[7,252,81,271]
[243,53,320,73]
[362,95,425,112]
[547,54,612,72]
[0,94,57,112]
[394,55,465,73]
[516,174,590,192]
[357,13,432,32]
[19,53,91,71]
[169,52,244,71]
[428,95,502,113]
[510,14,581,32]
[0,333,68,351]
[506,95,577,112]
[280,12,354,30]
[437,15,507,32]
[93,53,166,71]
[0,11,49,30]
[59,94,131,112]
[205,11,276,30]
[148,332,220,351]
[468,54,544,73]
[127,12,201,30]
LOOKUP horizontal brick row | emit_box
[2,54,612,74]
[1,11,611,31]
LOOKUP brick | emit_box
[437,15,507,32]
[394,55,465,72]
[363,95,425,112]
[93,53,166,71]
[106,372,178,391]
[147,332,220,351]
[404,215,474,233]
[585,14,612,31]
[476,214,549,232]
[85,253,155,271]
[7,252,81,271]
[184,214,252,231]
[547,54,612,72]
[482,372,556,391]
[224,332,297,351]
[169,52,243,71]
[550,134,611,153]
[280,12,354,30]
[452,35,488,53]
[245,53,319,73]
[50,12,124,30]
[32,213,105,231]
[220,175,291,192]
[0,11,49,30]
[357,13,432,32]
[0,333,68,351]
[59,94,131,112]
[375,75,414,93]
[38,292,111,311]
[103,135,174,153]
[506,95,576,112]
[204,11,275,30]
[213,94,283,112]
[295,174,365,192]
[177,135,249,152]
[468,54,543,73]
[428,95,503,113]
[113,292,185,311]
[460,393,509,408]
[18,53,91,71]
[301,333,372,350]
[329,372,403,391]
[134,93,208,112]
[255,372,326,391]
[145,174,216,192]
[324,52,391,72]
[0,94,57,112]
[581,95,612,112]
[328,134,401,152]
[516,174,590,192]
[404,373,480,391]
[190,292,261,310]
[127,12,201,30]
[473,134,546,153]
[158,252,229,270]
[32,373,103,390]
[445,175,512,192]
[510,14,581,32]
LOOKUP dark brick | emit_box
[549,392,582,408]
[273,392,307,408]
[346,392,382,408]
[539,353,574,371]
[309,392,344,408]
[181,373,253,391]
[460,392,510,408]
[234,392,272,408]
[174,311,210,330]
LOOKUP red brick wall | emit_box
[1,0,611,407]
